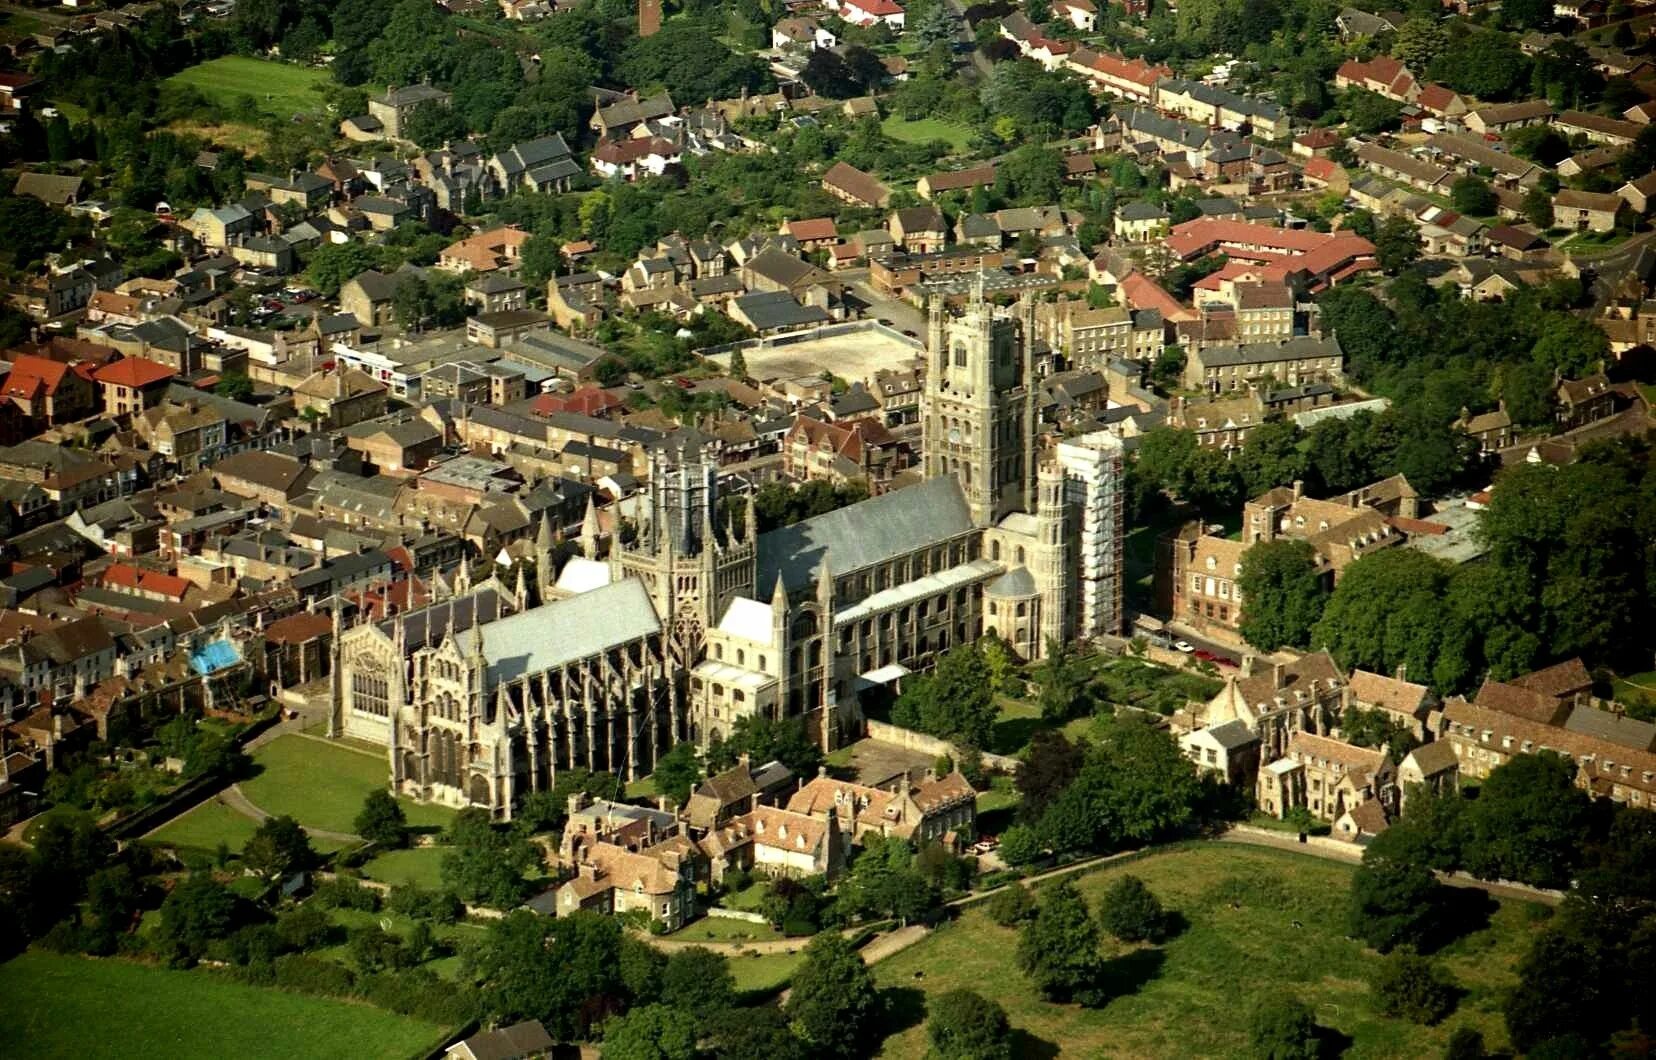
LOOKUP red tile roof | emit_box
[94,356,176,389]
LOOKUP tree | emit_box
[1462,752,1591,888]
[305,241,381,297]
[1040,717,1202,856]
[1237,539,1327,652]
[649,742,702,807]
[705,1006,807,1060]
[835,835,939,925]
[1097,874,1166,943]
[1236,420,1307,497]
[1017,879,1106,1005]
[1033,636,1087,722]
[354,789,409,849]
[214,373,254,402]
[620,22,765,102]
[157,874,238,962]
[1375,215,1422,274]
[1248,997,1321,1060]
[727,347,748,380]
[927,989,1015,1060]
[1372,950,1458,1024]
[471,911,632,1039]
[1348,847,1443,953]
[891,643,997,748]
[1443,1027,1485,1060]
[1504,927,1603,1053]
[1522,185,1554,229]
[996,823,1045,866]
[1449,176,1496,217]
[1313,549,1453,683]
[785,933,883,1058]
[703,713,821,778]
[241,815,314,884]
[441,808,539,908]
[1393,17,1449,69]
[658,946,735,1023]
[601,1004,697,1060]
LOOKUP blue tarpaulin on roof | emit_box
[189,639,241,676]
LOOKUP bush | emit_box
[313,877,379,912]
[986,884,1036,927]
[1248,997,1320,1060]
[1443,1026,1485,1059]
[1372,950,1458,1025]
[275,905,334,951]
[273,953,356,996]
[386,884,463,924]
[1097,875,1166,943]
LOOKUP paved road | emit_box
[1163,622,1246,667]
[940,0,993,80]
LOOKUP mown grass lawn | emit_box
[148,797,351,858]
[669,917,782,944]
[881,115,975,152]
[241,735,454,836]
[163,56,332,119]
[361,845,450,890]
[0,950,448,1059]
[730,950,805,995]
[873,843,1542,1058]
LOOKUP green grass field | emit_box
[873,844,1542,1058]
[730,950,805,995]
[148,798,351,857]
[163,56,331,119]
[0,951,448,1059]
[319,907,487,981]
[361,846,449,890]
[241,735,455,836]
[881,115,975,153]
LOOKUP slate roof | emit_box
[756,475,974,592]
[480,578,660,682]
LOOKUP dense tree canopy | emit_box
[1237,540,1328,653]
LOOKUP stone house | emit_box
[1179,719,1260,786]
[786,768,977,849]
[1257,731,1396,823]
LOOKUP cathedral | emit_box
[332,291,1127,818]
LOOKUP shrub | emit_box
[1097,874,1166,943]
[1372,950,1459,1025]
[313,877,379,912]
[1248,997,1320,1060]
[986,884,1036,927]
[273,953,356,996]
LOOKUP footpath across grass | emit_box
[0,950,448,1059]
[873,843,1541,1058]
[240,734,454,836]
[163,56,331,119]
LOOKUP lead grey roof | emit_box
[1205,719,1260,750]
[481,578,660,682]
[985,566,1036,598]
[756,475,974,592]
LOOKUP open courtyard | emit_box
[704,325,922,386]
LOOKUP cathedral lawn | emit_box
[871,843,1543,1059]
[240,734,456,836]
[147,798,348,857]
[0,951,449,1059]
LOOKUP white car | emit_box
[1173,640,1196,653]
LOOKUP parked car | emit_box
[1173,640,1195,653]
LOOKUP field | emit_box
[163,56,332,120]
[873,844,1542,1058]
[703,326,922,385]
[881,115,976,153]
[0,951,448,1059]
[240,735,455,836]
